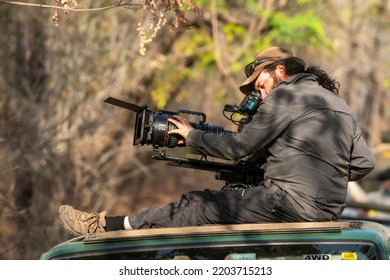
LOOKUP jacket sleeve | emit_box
[186,100,292,160]
[349,123,376,181]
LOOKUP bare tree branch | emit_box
[0,0,144,11]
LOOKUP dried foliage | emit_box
[51,0,202,55]
[137,0,202,55]
[1,0,201,54]
[0,0,202,55]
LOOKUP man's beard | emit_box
[270,72,284,90]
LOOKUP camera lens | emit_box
[135,109,226,148]
[151,113,180,148]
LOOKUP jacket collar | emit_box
[279,73,318,86]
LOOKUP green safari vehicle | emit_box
[40,220,390,260]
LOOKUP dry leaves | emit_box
[49,0,201,54]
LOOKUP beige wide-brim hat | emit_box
[239,46,293,94]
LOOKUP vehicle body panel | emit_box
[40,220,390,260]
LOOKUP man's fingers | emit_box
[168,117,180,124]
[167,115,192,139]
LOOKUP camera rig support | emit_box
[152,148,264,187]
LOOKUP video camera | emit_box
[133,106,226,148]
[105,90,261,149]
[105,97,226,148]
[104,93,264,188]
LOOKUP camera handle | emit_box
[177,110,207,123]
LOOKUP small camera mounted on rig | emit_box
[223,90,262,131]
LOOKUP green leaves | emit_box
[268,11,333,50]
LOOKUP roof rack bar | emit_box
[84,221,351,243]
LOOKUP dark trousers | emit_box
[128,184,303,229]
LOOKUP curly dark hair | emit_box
[305,65,340,95]
[266,57,340,95]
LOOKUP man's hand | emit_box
[168,115,194,145]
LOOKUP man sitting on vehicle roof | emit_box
[59,46,375,236]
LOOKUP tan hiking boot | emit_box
[59,205,106,236]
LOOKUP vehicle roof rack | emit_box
[83,220,352,243]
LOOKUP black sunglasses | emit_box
[244,57,280,77]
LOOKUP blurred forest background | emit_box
[1,0,390,259]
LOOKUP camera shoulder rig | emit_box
[152,149,264,189]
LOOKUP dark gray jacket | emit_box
[186,73,375,221]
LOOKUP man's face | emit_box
[253,66,285,100]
